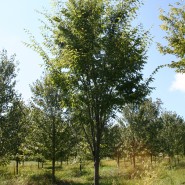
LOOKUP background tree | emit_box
[7,99,30,174]
[31,75,71,183]
[101,124,125,168]
[122,99,163,165]
[122,103,142,168]
[160,111,185,165]
[0,49,18,164]
[25,107,48,168]
[158,1,185,72]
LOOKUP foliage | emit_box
[122,99,163,160]
[0,49,21,164]
[30,75,76,182]
[160,111,185,158]
[158,1,185,72]
[33,0,152,184]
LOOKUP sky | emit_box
[0,0,185,118]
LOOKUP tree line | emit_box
[0,0,184,185]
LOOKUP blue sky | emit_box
[0,0,185,118]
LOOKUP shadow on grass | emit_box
[45,166,63,170]
[70,167,91,178]
[28,172,88,185]
[175,161,185,168]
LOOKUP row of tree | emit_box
[0,0,184,185]
[1,50,185,182]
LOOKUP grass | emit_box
[1,158,185,185]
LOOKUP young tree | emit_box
[122,99,163,165]
[158,1,185,72]
[160,111,185,164]
[101,124,125,168]
[31,75,70,183]
[0,49,18,164]
[8,99,30,174]
[28,1,152,184]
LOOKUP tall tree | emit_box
[158,1,185,72]
[28,1,152,184]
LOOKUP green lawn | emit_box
[1,158,185,185]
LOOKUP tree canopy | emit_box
[31,0,153,184]
[158,1,185,72]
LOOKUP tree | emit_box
[28,1,152,184]
[158,1,185,72]
[0,49,18,164]
[122,99,163,165]
[7,99,30,174]
[30,75,71,183]
[160,111,185,165]
[121,105,144,168]
[101,124,125,168]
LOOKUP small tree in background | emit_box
[31,75,71,183]
[160,111,185,165]
[8,99,30,174]
[0,49,18,165]
[122,99,163,165]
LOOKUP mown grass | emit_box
[1,158,185,185]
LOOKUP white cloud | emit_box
[170,73,185,93]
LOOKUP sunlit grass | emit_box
[1,157,185,185]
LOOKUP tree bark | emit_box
[52,117,56,184]
[79,158,82,173]
[94,155,100,185]
[16,159,19,175]
[93,123,101,185]
[117,153,120,168]
[133,154,136,168]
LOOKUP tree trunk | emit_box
[94,156,100,185]
[38,161,40,169]
[117,153,120,175]
[52,117,56,184]
[52,156,56,184]
[93,126,101,185]
[150,154,153,164]
[79,158,82,174]
[117,153,120,168]
[133,154,136,168]
[16,159,19,175]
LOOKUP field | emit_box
[1,158,185,185]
